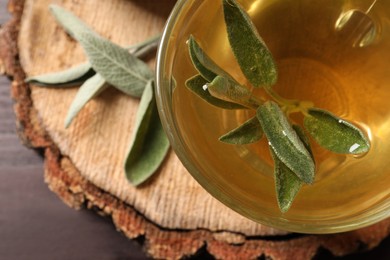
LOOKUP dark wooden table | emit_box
[1,1,390,259]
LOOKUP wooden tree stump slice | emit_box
[1,0,390,259]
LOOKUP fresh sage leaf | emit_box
[124,81,170,186]
[26,62,94,87]
[188,35,237,83]
[65,73,107,128]
[80,34,154,97]
[27,34,161,89]
[304,108,370,154]
[219,116,263,144]
[207,76,259,109]
[257,101,315,184]
[188,35,217,82]
[293,124,314,158]
[223,0,277,87]
[185,75,246,110]
[271,125,311,213]
[50,5,154,98]
[271,150,302,213]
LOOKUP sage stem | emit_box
[126,34,161,58]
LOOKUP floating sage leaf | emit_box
[293,124,314,158]
[188,35,218,82]
[185,75,245,110]
[271,150,302,213]
[50,5,154,98]
[124,81,170,186]
[223,0,277,87]
[304,108,370,154]
[219,116,263,144]
[257,101,315,184]
[207,76,259,109]
[270,125,314,213]
[188,35,238,83]
[26,62,94,87]
[271,125,312,213]
[65,73,107,128]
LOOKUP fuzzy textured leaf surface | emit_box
[304,108,370,154]
[26,62,94,87]
[124,81,170,186]
[188,35,238,82]
[271,150,302,213]
[271,125,311,213]
[185,75,245,110]
[207,76,259,109]
[65,73,107,128]
[293,125,314,158]
[257,101,315,184]
[223,0,277,87]
[188,35,218,82]
[220,117,263,144]
[50,5,154,98]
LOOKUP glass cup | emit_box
[155,0,390,233]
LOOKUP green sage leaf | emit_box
[257,101,315,184]
[304,108,370,154]
[207,76,259,109]
[271,150,302,213]
[219,116,263,144]
[185,75,245,110]
[223,0,277,87]
[271,125,312,213]
[65,73,107,128]
[50,5,154,98]
[124,81,170,186]
[26,62,94,87]
[188,35,218,82]
[188,35,238,83]
[293,124,314,158]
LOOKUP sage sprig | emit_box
[25,37,159,88]
[185,0,370,212]
[27,5,169,187]
[50,5,154,98]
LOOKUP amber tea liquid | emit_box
[170,0,390,222]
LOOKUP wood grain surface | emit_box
[1,0,390,259]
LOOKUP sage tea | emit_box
[169,0,389,222]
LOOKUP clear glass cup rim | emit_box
[155,0,390,234]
